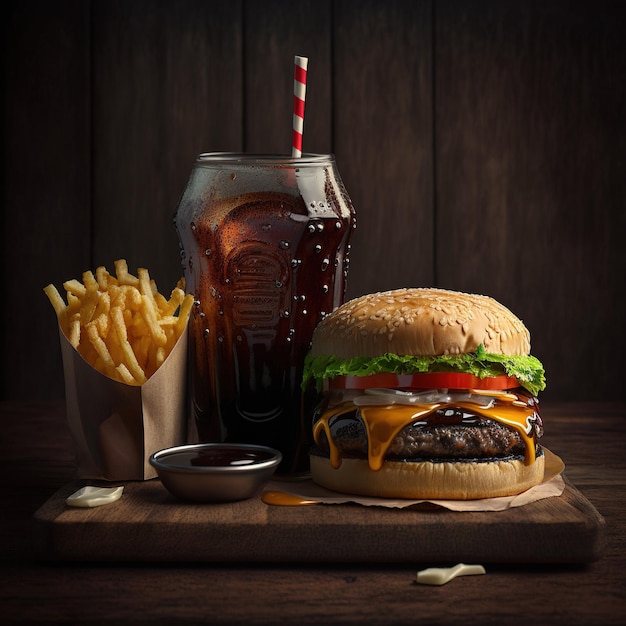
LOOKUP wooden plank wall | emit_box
[3,0,625,402]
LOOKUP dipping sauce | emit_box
[149,443,282,502]
[155,445,278,470]
[178,447,276,468]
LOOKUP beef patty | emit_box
[313,407,541,462]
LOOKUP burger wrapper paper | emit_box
[58,322,190,481]
[267,449,566,512]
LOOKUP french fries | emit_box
[44,259,194,386]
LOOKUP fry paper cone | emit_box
[58,322,189,481]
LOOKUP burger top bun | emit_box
[310,287,531,359]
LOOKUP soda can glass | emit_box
[174,153,356,475]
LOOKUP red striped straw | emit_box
[292,55,308,158]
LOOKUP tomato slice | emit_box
[327,372,519,391]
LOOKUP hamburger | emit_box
[302,288,546,500]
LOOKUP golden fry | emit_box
[114,259,139,286]
[82,270,98,292]
[44,259,192,385]
[134,334,152,372]
[63,279,86,298]
[68,313,82,348]
[162,287,185,316]
[139,295,168,347]
[137,268,153,296]
[79,287,100,326]
[111,307,147,385]
[176,293,194,334]
[115,363,136,385]
[92,312,110,339]
[95,265,116,290]
[66,292,81,315]
[43,284,68,320]
[93,291,110,321]
[85,322,116,371]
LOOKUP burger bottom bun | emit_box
[310,451,545,500]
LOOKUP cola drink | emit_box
[175,154,356,474]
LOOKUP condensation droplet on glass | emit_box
[335,221,342,230]
[299,294,306,302]
[205,249,212,257]
[190,222,196,231]
[307,224,316,233]
[316,223,324,232]
[194,299,201,307]
[302,309,308,315]
[218,336,224,343]
[279,240,290,250]
[282,310,290,318]
[314,244,322,253]
[322,285,329,294]
[204,328,210,336]
[321,258,330,270]
[291,258,302,268]
[230,172,236,180]
[275,280,282,288]
[236,335,242,342]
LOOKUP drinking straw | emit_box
[292,55,308,157]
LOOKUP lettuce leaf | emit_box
[302,344,546,396]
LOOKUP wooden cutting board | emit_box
[33,476,605,564]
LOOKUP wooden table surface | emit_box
[2,400,625,625]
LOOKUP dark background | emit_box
[3,0,625,403]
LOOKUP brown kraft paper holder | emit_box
[58,322,189,481]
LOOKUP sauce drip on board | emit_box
[261,491,319,506]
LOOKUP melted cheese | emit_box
[312,393,538,471]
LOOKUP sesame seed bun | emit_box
[310,287,531,360]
